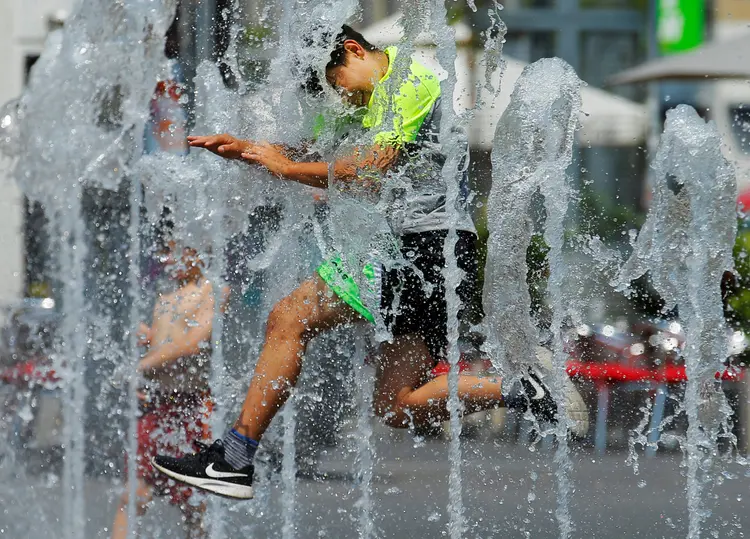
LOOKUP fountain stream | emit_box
[0,1,747,538]
[613,105,738,539]
[483,58,583,538]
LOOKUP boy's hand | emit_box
[136,322,151,346]
[187,134,250,159]
[136,358,157,378]
[241,142,294,178]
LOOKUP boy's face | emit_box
[325,40,381,107]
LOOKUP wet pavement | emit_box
[1,422,748,538]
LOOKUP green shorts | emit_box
[316,257,378,323]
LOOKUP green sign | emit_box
[657,0,704,55]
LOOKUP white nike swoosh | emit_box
[205,463,248,479]
[527,376,546,400]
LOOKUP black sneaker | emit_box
[519,368,559,425]
[152,440,254,499]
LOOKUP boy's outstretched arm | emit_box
[188,134,306,160]
[241,141,399,191]
[189,132,398,190]
[188,134,251,159]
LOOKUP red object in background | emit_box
[129,394,212,507]
[565,360,745,383]
[0,360,60,386]
[431,357,493,377]
[738,190,750,212]
[431,358,745,382]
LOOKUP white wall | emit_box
[0,0,73,307]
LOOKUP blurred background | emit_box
[1,1,750,537]
[0,0,749,489]
[2,0,749,451]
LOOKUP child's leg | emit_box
[150,272,366,492]
[181,501,207,539]
[110,479,153,539]
[373,334,504,428]
[232,274,359,441]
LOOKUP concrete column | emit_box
[741,376,750,455]
[0,1,25,315]
[0,0,73,315]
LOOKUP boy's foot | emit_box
[519,366,559,425]
[152,440,254,499]
[534,345,590,438]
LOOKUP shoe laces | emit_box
[193,440,212,452]
[192,439,225,463]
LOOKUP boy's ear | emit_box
[343,39,365,59]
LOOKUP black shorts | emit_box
[380,230,483,361]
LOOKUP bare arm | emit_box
[137,286,230,374]
[189,132,399,191]
[137,308,214,374]
[187,134,309,161]
[137,322,152,346]
[241,142,400,191]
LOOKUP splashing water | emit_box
[7,3,177,538]
[484,57,582,539]
[427,1,469,536]
[352,331,376,539]
[614,105,737,539]
[2,1,748,538]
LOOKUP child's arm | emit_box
[136,308,213,374]
[136,287,230,374]
[240,142,399,191]
[187,134,309,161]
[188,133,398,191]
[187,134,250,159]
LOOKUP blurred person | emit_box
[143,16,189,156]
[110,241,229,539]
[153,24,588,501]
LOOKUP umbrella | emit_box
[609,33,750,85]
[362,11,473,47]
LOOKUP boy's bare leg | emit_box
[110,479,152,539]
[373,334,504,428]
[233,274,359,441]
[151,273,362,498]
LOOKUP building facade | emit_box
[0,0,74,312]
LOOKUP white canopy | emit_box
[362,11,473,47]
[360,16,648,148]
[609,33,750,85]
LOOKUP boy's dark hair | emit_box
[300,24,379,97]
[326,24,378,70]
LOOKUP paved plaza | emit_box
[1,422,748,538]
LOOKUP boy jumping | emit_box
[152,25,588,500]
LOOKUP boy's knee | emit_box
[267,283,323,338]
